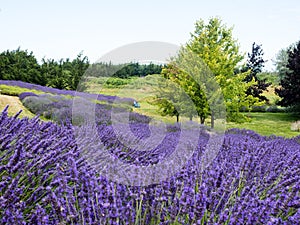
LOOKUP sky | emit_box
[1,0,300,71]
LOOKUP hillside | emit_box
[0,94,35,118]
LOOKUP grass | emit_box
[0,84,44,96]
[0,94,35,118]
[85,75,179,123]
[226,112,300,138]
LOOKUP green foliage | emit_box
[243,42,270,102]
[275,40,300,109]
[257,71,280,86]
[0,48,89,91]
[104,77,133,87]
[85,62,163,78]
[41,52,89,90]
[186,17,255,123]
[0,84,44,96]
[274,45,295,80]
[0,47,45,85]
[152,74,188,123]
[160,52,213,124]
[266,105,285,113]
[249,105,267,112]
[0,47,161,91]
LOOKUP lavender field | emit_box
[0,83,299,224]
[1,1,300,223]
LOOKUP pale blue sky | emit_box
[1,0,300,70]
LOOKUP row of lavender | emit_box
[19,92,149,126]
[0,79,134,103]
[0,105,299,224]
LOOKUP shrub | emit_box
[22,96,53,114]
[251,105,267,112]
[104,77,131,87]
[266,105,285,113]
[19,92,38,101]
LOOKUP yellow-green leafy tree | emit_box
[186,17,256,122]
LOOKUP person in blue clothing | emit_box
[133,100,140,108]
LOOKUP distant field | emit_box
[84,75,300,138]
[85,75,178,123]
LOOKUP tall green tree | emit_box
[275,40,300,109]
[41,58,69,89]
[40,53,89,90]
[70,52,89,90]
[244,42,270,102]
[185,17,254,123]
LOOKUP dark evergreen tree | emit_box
[70,52,89,90]
[0,48,45,85]
[244,42,270,102]
[275,41,300,109]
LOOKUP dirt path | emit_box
[0,94,35,118]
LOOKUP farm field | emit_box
[0,80,299,224]
[1,1,300,223]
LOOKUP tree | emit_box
[153,67,197,123]
[40,53,89,90]
[159,63,206,123]
[273,44,296,80]
[275,41,300,109]
[41,58,69,89]
[244,42,270,102]
[0,48,44,85]
[70,52,89,90]
[185,17,254,123]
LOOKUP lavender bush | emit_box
[19,90,144,126]
[18,92,38,101]
[0,106,299,224]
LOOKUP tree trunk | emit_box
[176,115,179,123]
[211,111,215,129]
[200,116,205,124]
[189,115,193,121]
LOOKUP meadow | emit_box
[84,75,300,138]
[0,78,299,224]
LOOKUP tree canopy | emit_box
[243,42,270,102]
[187,17,257,123]
[0,48,44,85]
[0,48,89,90]
[275,40,300,110]
[158,17,254,125]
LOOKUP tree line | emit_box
[0,48,89,90]
[0,48,162,90]
[86,62,163,78]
